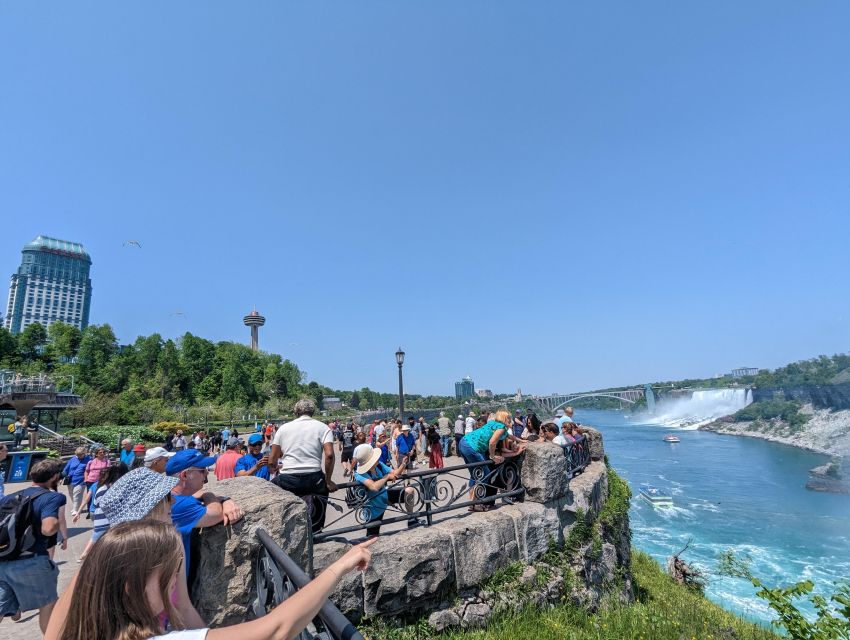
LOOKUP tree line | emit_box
[0,322,455,426]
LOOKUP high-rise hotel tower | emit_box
[3,235,93,335]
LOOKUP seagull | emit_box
[169,311,185,317]
[123,240,142,248]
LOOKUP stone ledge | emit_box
[193,477,310,626]
[563,461,608,521]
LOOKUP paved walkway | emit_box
[4,447,476,638]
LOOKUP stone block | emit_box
[313,540,364,622]
[192,477,310,626]
[582,427,605,460]
[361,526,456,617]
[441,509,519,590]
[520,443,569,503]
[500,501,562,562]
[564,461,608,521]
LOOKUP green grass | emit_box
[361,551,780,640]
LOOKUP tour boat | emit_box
[663,434,681,443]
[639,483,674,508]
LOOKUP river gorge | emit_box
[581,407,850,625]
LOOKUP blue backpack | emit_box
[0,487,48,561]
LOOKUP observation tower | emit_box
[243,309,266,351]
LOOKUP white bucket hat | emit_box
[353,444,382,473]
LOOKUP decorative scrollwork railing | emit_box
[312,457,524,542]
[253,528,364,640]
[561,434,590,479]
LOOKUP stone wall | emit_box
[193,427,632,628]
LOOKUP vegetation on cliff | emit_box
[363,551,779,640]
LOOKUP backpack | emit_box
[0,488,48,561]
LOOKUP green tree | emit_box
[0,327,17,365]
[77,324,118,388]
[48,321,82,360]
[18,322,48,362]
[349,390,361,409]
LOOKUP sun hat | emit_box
[248,433,264,445]
[166,449,217,476]
[99,467,178,525]
[353,444,382,473]
[144,446,175,465]
[226,436,240,448]
[401,424,411,432]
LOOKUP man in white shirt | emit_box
[269,398,336,532]
[464,412,477,435]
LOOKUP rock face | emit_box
[521,443,569,502]
[446,509,520,589]
[192,477,310,626]
[360,525,456,617]
[582,427,606,461]
[564,461,608,520]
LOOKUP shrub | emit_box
[74,425,165,447]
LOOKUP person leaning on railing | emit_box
[457,409,526,511]
[45,519,376,640]
[351,443,420,535]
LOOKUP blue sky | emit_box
[1,2,849,396]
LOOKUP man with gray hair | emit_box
[269,398,336,532]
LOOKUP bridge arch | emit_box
[548,393,637,412]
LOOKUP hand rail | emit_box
[560,434,590,478]
[36,423,98,446]
[255,528,364,640]
[310,456,524,542]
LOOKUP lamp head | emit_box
[395,347,405,366]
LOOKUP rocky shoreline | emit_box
[700,406,850,495]
[699,404,850,457]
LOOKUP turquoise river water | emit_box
[574,408,850,625]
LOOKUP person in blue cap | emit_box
[235,433,271,480]
[166,450,244,576]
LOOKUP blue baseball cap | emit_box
[248,433,264,445]
[166,449,217,476]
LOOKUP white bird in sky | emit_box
[123,240,142,248]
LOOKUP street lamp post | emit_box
[395,347,405,419]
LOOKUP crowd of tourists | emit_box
[0,397,584,638]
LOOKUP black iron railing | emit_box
[562,434,590,478]
[312,458,524,542]
[254,528,364,640]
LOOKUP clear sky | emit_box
[2,2,849,396]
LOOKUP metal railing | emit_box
[254,528,364,640]
[561,434,590,479]
[312,457,524,542]
[0,373,56,395]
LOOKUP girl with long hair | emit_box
[47,520,375,640]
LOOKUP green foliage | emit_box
[17,322,48,362]
[360,551,779,640]
[718,551,850,640]
[734,400,810,430]
[73,424,166,447]
[599,467,632,529]
[565,508,592,551]
[151,421,191,435]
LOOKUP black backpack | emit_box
[0,487,48,561]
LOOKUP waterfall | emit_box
[647,388,753,430]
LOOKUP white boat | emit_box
[663,434,681,443]
[639,483,673,507]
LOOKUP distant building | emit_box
[322,396,343,410]
[3,235,93,335]
[475,389,493,398]
[515,388,522,402]
[731,367,759,378]
[455,376,475,400]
